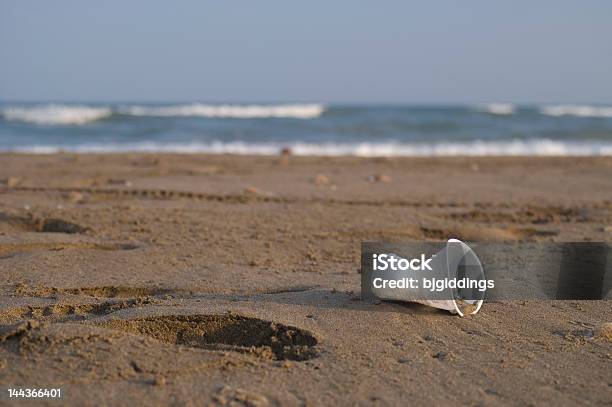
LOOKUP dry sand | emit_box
[0,154,611,406]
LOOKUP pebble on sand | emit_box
[2,177,21,187]
[244,186,261,195]
[594,322,612,341]
[65,191,85,203]
[313,174,330,185]
[107,179,133,187]
[433,351,453,361]
[367,174,391,183]
[279,147,292,166]
[243,186,274,197]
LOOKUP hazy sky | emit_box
[1,1,611,104]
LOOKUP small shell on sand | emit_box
[594,322,612,341]
[2,177,21,187]
[313,174,330,185]
[65,191,85,203]
[243,186,274,197]
[243,186,261,195]
[107,179,133,187]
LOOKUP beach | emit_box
[0,153,611,406]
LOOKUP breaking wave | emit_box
[119,103,325,119]
[478,103,515,115]
[540,105,612,118]
[8,139,612,156]
[0,103,325,125]
[1,105,112,125]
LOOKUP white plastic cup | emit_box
[370,239,485,316]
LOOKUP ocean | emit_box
[1,102,611,156]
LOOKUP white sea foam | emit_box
[8,139,612,156]
[480,103,515,115]
[540,105,612,118]
[119,103,325,119]
[2,105,112,125]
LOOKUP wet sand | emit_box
[0,154,611,406]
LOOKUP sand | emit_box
[0,153,611,406]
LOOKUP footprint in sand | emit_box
[0,213,88,234]
[95,314,319,361]
[0,310,319,362]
